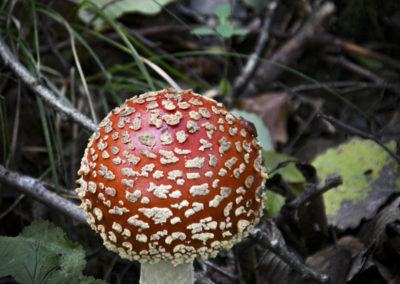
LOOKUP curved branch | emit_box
[0,34,97,132]
[232,11,272,96]
[0,164,86,224]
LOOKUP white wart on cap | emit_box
[77,89,267,265]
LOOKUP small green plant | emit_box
[191,4,249,39]
[191,4,249,97]
[0,220,106,284]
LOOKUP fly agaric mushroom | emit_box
[76,89,268,283]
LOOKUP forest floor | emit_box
[0,0,399,283]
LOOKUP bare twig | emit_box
[320,114,400,165]
[0,164,86,224]
[323,55,385,83]
[203,260,239,281]
[273,174,342,237]
[242,2,335,97]
[7,80,21,167]
[287,174,343,210]
[249,228,329,283]
[323,35,400,72]
[0,34,97,132]
[285,106,320,154]
[232,11,272,96]
[0,193,25,220]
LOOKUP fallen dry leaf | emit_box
[238,92,289,145]
[306,236,365,284]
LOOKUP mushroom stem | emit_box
[140,261,194,284]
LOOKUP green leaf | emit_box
[215,4,231,22]
[262,151,305,217]
[232,28,249,36]
[0,220,105,284]
[313,139,400,230]
[191,27,217,36]
[216,22,235,38]
[264,190,285,218]
[262,151,305,184]
[230,109,273,151]
[355,55,382,71]
[77,0,177,28]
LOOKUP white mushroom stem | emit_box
[140,261,194,284]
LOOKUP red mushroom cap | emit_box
[77,89,267,265]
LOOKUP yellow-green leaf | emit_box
[313,138,400,230]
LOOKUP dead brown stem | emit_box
[242,2,335,97]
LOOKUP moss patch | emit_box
[312,138,399,229]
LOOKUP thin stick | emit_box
[287,174,342,210]
[249,228,329,283]
[232,11,272,96]
[204,260,238,281]
[329,36,400,72]
[0,193,25,220]
[323,55,385,83]
[242,2,335,97]
[7,80,21,167]
[0,34,97,132]
[320,114,400,165]
[0,164,86,224]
